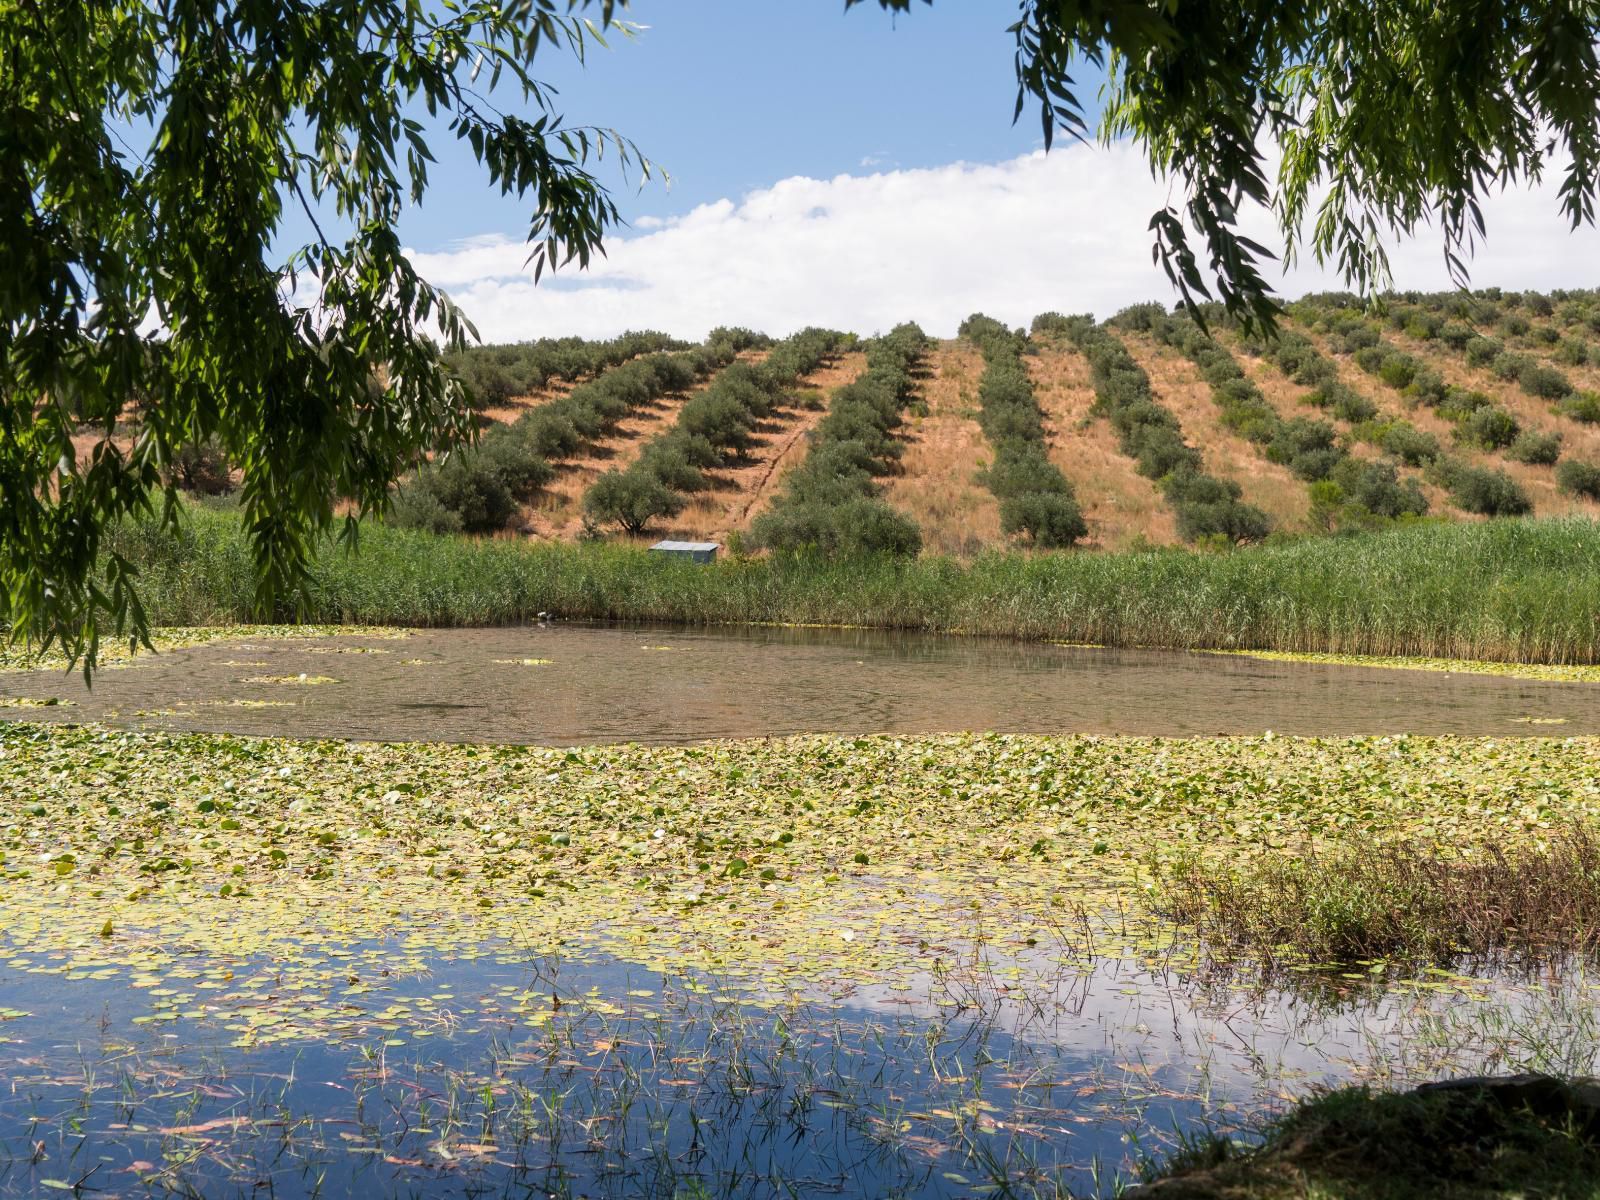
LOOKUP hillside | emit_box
[418,290,1593,554]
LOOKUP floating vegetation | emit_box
[491,657,554,665]
[0,624,408,674]
[1212,648,1600,684]
[2,724,1599,1196]
[238,674,339,686]
[0,697,70,709]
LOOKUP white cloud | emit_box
[407,144,1600,342]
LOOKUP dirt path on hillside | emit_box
[1299,329,1591,518]
[880,341,1004,557]
[646,351,869,544]
[1121,333,1312,531]
[1229,334,1450,514]
[1025,342,1179,549]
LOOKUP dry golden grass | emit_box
[643,351,869,544]
[1121,332,1312,531]
[1229,335,1451,514]
[880,340,1004,557]
[518,350,772,541]
[1025,342,1179,549]
[1297,327,1593,519]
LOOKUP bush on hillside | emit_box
[1443,463,1533,516]
[1371,421,1441,465]
[1507,429,1563,465]
[1518,361,1573,400]
[1330,458,1429,519]
[999,491,1087,548]
[582,468,685,535]
[1558,391,1600,423]
[1453,405,1520,450]
[753,497,921,557]
[1556,459,1600,500]
[1464,336,1503,367]
[392,454,517,535]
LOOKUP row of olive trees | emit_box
[958,314,1087,548]
[1289,301,1541,516]
[390,328,769,535]
[1056,315,1274,545]
[1122,306,1430,532]
[582,328,847,535]
[750,323,929,557]
[443,330,693,410]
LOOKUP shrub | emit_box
[1558,391,1600,423]
[1518,361,1573,400]
[393,454,517,535]
[1447,464,1533,516]
[1500,312,1532,337]
[1342,325,1380,353]
[1556,459,1600,500]
[999,491,1088,547]
[1266,417,1341,481]
[1438,322,1475,351]
[1463,336,1502,367]
[1453,405,1520,450]
[1490,351,1532,382]
[1378,352,1419,389]
[1332,458,1428,519]
[1507,429,1563,465]
[582,468,685,535]
[635,438,707,493]
[167,437,233,495]
[753,497,921,557]
[1554,338,1590,366]
[1174,496,1273,544]
[1353,346,1387,374]
[1372,422,1441,466]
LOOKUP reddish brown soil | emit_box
[1122,332,1312,531]
[1026,343,1180,549]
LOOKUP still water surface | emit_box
[1,622,1594,742]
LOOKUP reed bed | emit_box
[107,505,1600,663]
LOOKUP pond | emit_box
[3,934,1594,1199]
[1,622,1594,743]
[3,628,1599,1196]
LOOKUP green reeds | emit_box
[105,504,1600,664]
[1155,826,1600,970]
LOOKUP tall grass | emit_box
[107,506,1600,663]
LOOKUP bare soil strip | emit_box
[1299,329,1590,518]
[647,350,870,544]
[1230,334,1450,514]
[1026,343,1180,549]
[880,341,1004,558]
[1121,332,1312,532]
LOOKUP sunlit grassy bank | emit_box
[109,506,1600,663]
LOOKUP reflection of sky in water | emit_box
[1,621,1594,743]
[2,944,1593,1198]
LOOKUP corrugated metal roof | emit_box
[650,540,721,552]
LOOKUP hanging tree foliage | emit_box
[2,0,651,669]
[858,0,1600,331]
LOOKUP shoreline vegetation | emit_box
[96,505,1600,665]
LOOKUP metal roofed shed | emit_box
[649,540,720,564]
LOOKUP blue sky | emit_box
[373,3,1599,339]
[397,2,1078,249]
